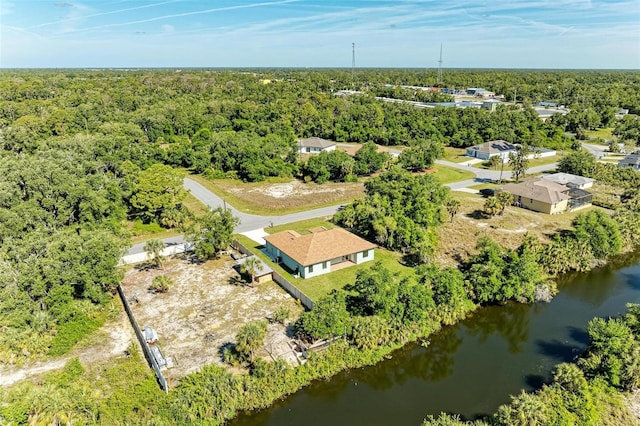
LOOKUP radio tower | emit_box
[437,43,443,85]
[351,42,356,86]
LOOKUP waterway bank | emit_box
[231,250,640,425]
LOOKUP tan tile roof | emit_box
[264,228,376,266]
[502,179,570,204]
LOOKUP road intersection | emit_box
[125,160,559,261]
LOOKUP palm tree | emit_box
[144,239,165,270]
[240,256,263,285]
[445,198,461,223]
[484,196,501,217]
[488,155,502,170]
[496,191,514,216]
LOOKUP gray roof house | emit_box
[541,172,595,189]
[298,137,337,154]
[618,153,640,171]
[465,140,517,160]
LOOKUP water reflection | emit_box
[354,325,463,390]
[464,303,531,353]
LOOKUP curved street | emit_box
[126,159,559,259]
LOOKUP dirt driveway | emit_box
[121,255,304,379]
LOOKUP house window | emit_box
[306,147,310,153]
[362,250,369,258]
[323,261,328,269]
[308,265,313,273]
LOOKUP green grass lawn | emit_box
[267,218,337,235]
[585,127,614,141]
[475,154,563,171]
[432,164,475,183]
[235,219,412,302]
[443,147,470,163]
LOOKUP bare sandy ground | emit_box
[0,305,134,387]
[121,255,304,379]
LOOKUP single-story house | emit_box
[298,137,336,154]
[618,153,640,171]
[466,141,556,162]
[465,140,517,161]
[541,172,595,189]
[482,99,502,111]
[534,106,569,121]
[235,256,274,284]
[500,179,592,214]
[264,227,376,279]
[466,88,496,98]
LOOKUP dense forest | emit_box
[1,68,640,424]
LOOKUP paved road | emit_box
[437,159,558,190]
[581,142,608,159]
[128,161,560,257]
[127,178,342,256]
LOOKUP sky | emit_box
[1,0,639,69]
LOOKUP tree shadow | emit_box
[535,338,582,363]
[466,209,489,220]
[228,275,248,287]
[135,261,158,272]
[567,326,590,346]
[525,373,548,390]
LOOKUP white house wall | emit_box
[354,249,375,264]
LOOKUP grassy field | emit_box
[475,154,563,171]
[188,174,364,216]
[236,219,412,302]
[267,218,337,235]
[443,147,470,163]
[431,164,475,183]
[585,127,615,141]
[434,191,599,266]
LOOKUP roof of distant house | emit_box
[541,172,595,187]
[467,140,517,154]
[501,179,570,204]
[299,137,336,149]
[264,227,376,266]
[619,153,640,166]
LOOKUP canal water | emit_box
[231,253,640,426]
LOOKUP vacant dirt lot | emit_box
[219,179,364,210]
[121,255,304,380]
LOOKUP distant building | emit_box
[298,137,337,154]
[466,141,556,162]
[482,99,502,111]
[466,88,496,98]
[534,107,569,122]
[618,152,640,171]
[541,172,595,189]
[537,101,558,108]
[466,140,517,161]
